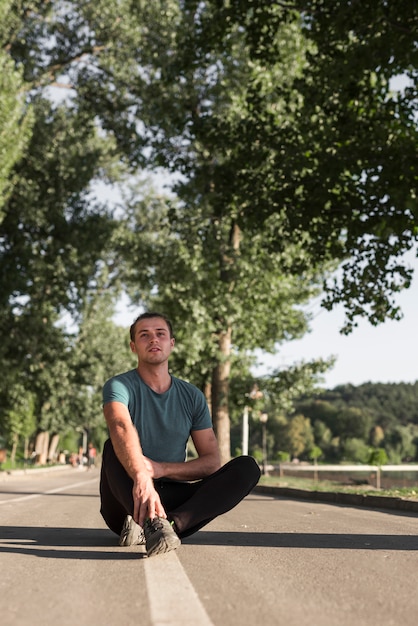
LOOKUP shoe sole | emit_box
[119,516,145,546]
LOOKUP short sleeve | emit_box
[191,388,212,431]
[103,376,130,407]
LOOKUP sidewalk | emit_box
[0,464,83,481]
[254,484,418,513]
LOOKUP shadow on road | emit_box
[0,525,145,560]
[1,525,417,558]
[184,530,418,551]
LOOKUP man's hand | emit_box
[143,457,164,479]
[132,472,166,528]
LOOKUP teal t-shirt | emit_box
[102,369,212,462]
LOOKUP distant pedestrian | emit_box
[88,443,97,469]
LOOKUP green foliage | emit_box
[312,382,418,428]
[342,438,370,464]
[0,0,34,217]
[383,424,418,463]
[309,445,323,463]
[215,1,418,332]
[370,425,385,447]
[0,97,128,453]
[281,414,315,459]
[2,383,36,447]
[295,382,418,463]
[368,447,389,467]
[0,0,416,463]
[276,451,291,463]
[8,0,414,328]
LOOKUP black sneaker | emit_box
[119,514,145,546]
[144,516,181,557]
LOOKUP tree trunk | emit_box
[35,431,49,465]
[24,437,29,461]
[204,381,212,414]
[48,433,60,463]
[212,326,232,465]
[10,433,18,464]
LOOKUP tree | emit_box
[3,1,417,461]
[66,284,138,449]
[313,420,333,453]
[2,383,36,463]
[118,181,330,462]
[0,0,33,217]
[282,414,315,459]
[11,2,416,328]
[201,1,417,329]
[370,425,385,448]
[384,424,417,463]
[342,438,370,464]
[111,2,416,458]
[368,447,389,488]
[0,96,122,451]
[90,6,334,462]
[294,382,418,463]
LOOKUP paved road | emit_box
[0,467,417,626]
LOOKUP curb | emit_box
[0,465,78,481]
[254,485,418,514]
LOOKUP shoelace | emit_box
[146,517,164,533]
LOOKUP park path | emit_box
[1,467,418,626]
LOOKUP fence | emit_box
[275,463,418,489]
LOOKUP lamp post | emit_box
[260,411,268,475]
[242,384,264,456]
[242,405,249,456]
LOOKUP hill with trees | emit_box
[248,381,418,465]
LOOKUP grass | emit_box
[258,474,418,501]
[0,459,57,471]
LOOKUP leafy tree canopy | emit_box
[1,1,417,461]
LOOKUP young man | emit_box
[100,311,261,557]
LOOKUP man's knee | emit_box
[224,455,261,486]
[235,455,261,481]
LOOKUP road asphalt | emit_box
[1,466,418,626]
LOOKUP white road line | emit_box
[0,478,98,505]
[144,550,214,626]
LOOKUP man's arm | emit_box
[145,428,221,481]
[103,401,166,527]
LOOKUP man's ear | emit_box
[130,341,136,353]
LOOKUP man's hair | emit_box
[129,311,174,342]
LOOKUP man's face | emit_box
[130,317,175,365]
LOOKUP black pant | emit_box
[100,438,261,539]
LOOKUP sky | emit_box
[254,252,418,389]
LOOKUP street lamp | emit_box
[242,384,264,456]
[259,411,268,475]
[242,405,249,456]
